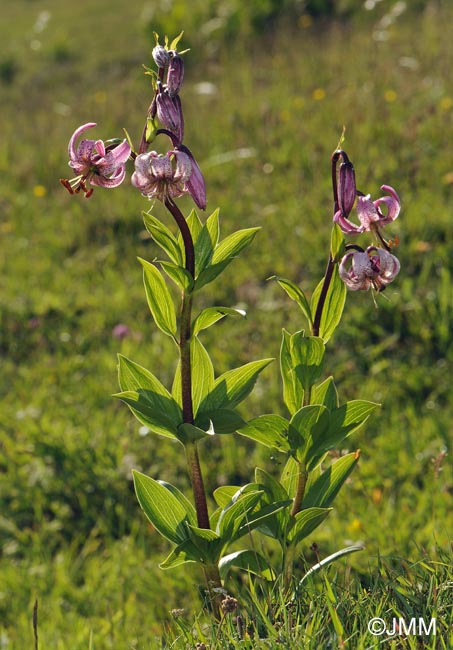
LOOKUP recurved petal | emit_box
[374,185,401,224]
[68,122,97,161]
[333,209,363,234]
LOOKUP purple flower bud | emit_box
[338,161,356,218]
[152,45,169,69]
[166,51,184,97]
[156,85,184,142]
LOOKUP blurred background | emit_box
[1,0,452,646]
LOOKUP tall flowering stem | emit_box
[163,197,210,530]
[312,150,344,336]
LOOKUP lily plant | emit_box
[61,32,401,619]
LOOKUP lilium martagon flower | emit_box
[339,246,400,292]
[334,184,401,236]
[60,123,131,198]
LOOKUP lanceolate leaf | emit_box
[290,333,326,392]
[287,507,331,545]
[194,408,246,434]
[280,455,300,500]
[306,401,378,469]
[200,358,273,413]
[194,209,220,276]
[330,223,346,261]
[302,451,361,508]
[311,376,339,410]
[159,261,194,291]
[211,227,260,265]
[310,265,346,343]
[116,355,182,438]
[194,228,260,290]
[237,414,290,451]
[280,329,304,415]
[272,276,313,327]
[139,258,178,338]
[142,212,183,265]
[219,550,276,581]
[132,471,190,544]
[192,306,246,336]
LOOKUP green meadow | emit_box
[1,0,452,647]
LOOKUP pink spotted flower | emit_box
[131,150,193,203]
[334,185,400,235]
[60,123,131,198]
[339,246,400,292]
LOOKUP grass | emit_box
[1,0,452,647]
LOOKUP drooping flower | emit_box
[60,123,131,197]
[334,185,400,235]
[131,149,192,202]
[339,246,400,291]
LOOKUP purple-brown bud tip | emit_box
[152,45,169,69]
[166,51,184,97]
[338,161,356,218]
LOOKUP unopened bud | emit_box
[152,45,169,69]
[166,52,184,97]
[156,85,184,142]
[338,161,356,217]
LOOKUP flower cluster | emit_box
[133,39,206,209]
[333,151,401,292]
[61,36,206,209]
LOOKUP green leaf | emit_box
[185,209,203,241]
[272,276,312,327]
[216,490,263,540]
[302,451,361,508]
[193,259,232,292]
[290,332,326,393]
[219,550,276,581]
[200,358,273,413]
[139,258,178,338]
[192,306,246,336]
[330,223,346,261]
[213,484,253,509]
[159,261,194,291]
[142,212,183,265]
[280,456,300,499]
[132,471,190,544]
[289,405,329,461]
[172,337,215,414]
[306,400,378,469]
[237,414,290,451]
[211,227,260,265]
[160,539,204,569]
[116,355,182,438]
[158,481,197,526]
[310,265,346,343]
[280,330,304,415]
[253,467,291,537]
[194,209,220,276]
[311,376,339,410]
[287,507,331,545]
